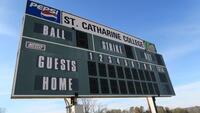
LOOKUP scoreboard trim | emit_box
[12,94,173,99]
[11,15,26,99]
[12,0,175,98]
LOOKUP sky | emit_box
[0,0,200,112]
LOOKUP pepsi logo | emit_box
[29,1,59,20]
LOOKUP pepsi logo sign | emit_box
[26,0,60,23]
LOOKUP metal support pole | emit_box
[64,97,84,113]
[64,98,72,113]
[64,98,77,113]
[147,97,158,113]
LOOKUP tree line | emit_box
[79,99,200,113]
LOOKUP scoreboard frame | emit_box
[11,0,175,98]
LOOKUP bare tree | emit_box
[134,106,143,113]
[157,106,166,113]
[140,106,144,113]
[165,107,172,113]
[79,98,95,113]
[129,107,134,113]
[106,109,121,113]
[122,110,129,113]
[79,98,107,113]
[95,104,107,113]
[171,108,188,113]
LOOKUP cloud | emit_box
[0,65,16,98]
[0,0,22,39]
[0,23,18,38]
[162,38,200,62]
[6,100,65,113]
[155,21,200,63]
[0,92,10,96]
[146,10,200,63]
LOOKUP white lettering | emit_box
[43,25,48,36]
[124,60,128,66]
[66,60,70,71]
[116,58,120,65]
[37,56,77,72]
[108,56,112,63]
[102,41,106,50]
[60,59,66,70]
[131,61,134,67]
[30,2,37,7]
[51,77,57,90]
[115,45,119,53]
[50,27,55,37]
[56,28,61,38]
[61,30,65,40]
[54,58,59,70]
[119,46,122,54]
[105,42,109,50]
[68,78,72,91]
[109,43,113,51]
[144,64,147,69]
[71,61,76,72]
[46,57,52,69]
[138,63,140,69]
[38,56,44,68]
[149,65,152,71]
[59,78,67,90]
[30,1,58,15]
[89,52,93,60]
[99,54,103,62]
[41,77,75,91]
[42,25,68,40]
[101,41,123,54]
[42,77,49,90]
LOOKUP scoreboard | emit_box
[11,0,175,98]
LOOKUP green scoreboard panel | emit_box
[11,0,175,98]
